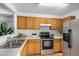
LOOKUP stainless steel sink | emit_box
[0,40,24,48]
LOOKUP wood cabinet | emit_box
[27,39,41,56]
[64,16,76,22]
[20,39,41,56]
[20,38,63,56]
[51,19,63,30]
[17,16,40,30]
[40,18,52,24]
[34,17,40,29]
[54,38,63,52]
[40,18,47,23]
[34,40,41,55]
[27,41,35,55]
[20,42,27,56]
[26,17,34,29]
[46,18,52,24]
[51,19,57,30]
[17,16,26,29]
[56,19,63,30]
[17,16,63,30]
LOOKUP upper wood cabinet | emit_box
[17,16,63,30]
[26,17,34,29]
[56,19,63,30]
[40,18,52,24]
[40,18,47,23]
[34,17,40,29]
[51,19,63,30]
[46,18,52,24]
[64,16,76,22]
[17,16,26,29]
[51,19,57,30]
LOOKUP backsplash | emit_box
[16,26,62,36]
[16,30,62,36]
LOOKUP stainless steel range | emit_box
[39,32,54,55]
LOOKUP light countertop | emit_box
[0,36,41,56]
[0,36,63,56]
[0,48,20,56]
[54,36,63,39]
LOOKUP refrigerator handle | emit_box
[68,29,72,48]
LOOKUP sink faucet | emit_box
[10,42,12,48]
[7,36,11,43]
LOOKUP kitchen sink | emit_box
[0,40,25,48]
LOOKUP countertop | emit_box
[0,36,63,56]
[0,48,20,56]
[0,36,41,56]
[54,36,63,39]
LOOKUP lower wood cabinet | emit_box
[20,39,63,56]
[20,42,27,56]
[27,40,35,56]
[54,38,63,52]
[34,40,41,55]
[20,39,41,56]
[27,39,41,56]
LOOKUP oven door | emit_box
[42,40,53,50]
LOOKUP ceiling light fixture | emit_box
[39,3,68,7]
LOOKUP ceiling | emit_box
[0,3,13,13]
[12,3,79,16]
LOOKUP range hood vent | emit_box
[40,23,52,26]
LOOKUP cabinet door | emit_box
[51,19,63,30]
[40,18,47,23]
[34,40,41,55]
[20,44,27,56]
[20,46,25,56]
[27,40,35,56]
[54,39,63,52]
[46,18,52,24]
[51,19,57,30]
[24,43,28,56]
[56,19,63,30]
[26,17,34,29]
[34,17,40,29]
[17,16,26,29]
[27,39,41,56]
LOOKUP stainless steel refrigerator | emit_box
[63,19,79,56]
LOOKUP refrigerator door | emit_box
[63,19,79,56]
[63,41,71,56]
[70,20,79,56]
[63,21,71,56]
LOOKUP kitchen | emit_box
[0,3,79,56]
